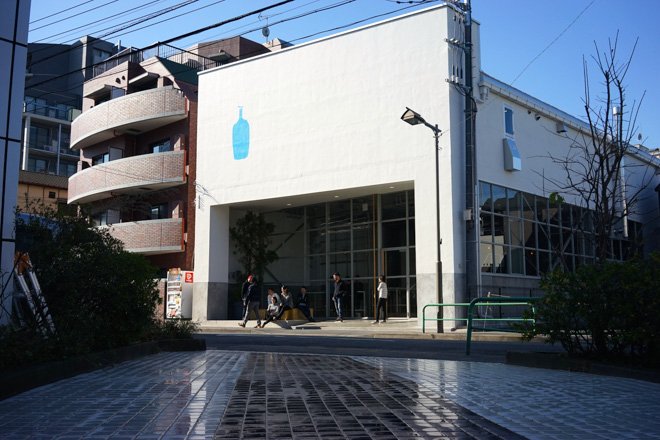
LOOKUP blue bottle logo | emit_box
[232,107,250,160]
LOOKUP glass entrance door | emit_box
[382,248,411,317]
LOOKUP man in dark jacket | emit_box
[238,274,261,328]
[332,272,348,322]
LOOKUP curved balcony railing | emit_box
[106,218,184,255]
[68,150,186,204]
[71,86,187,150]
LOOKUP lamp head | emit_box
[401,107,425,126]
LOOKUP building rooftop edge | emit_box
[198,3,453,77]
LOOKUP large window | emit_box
[479,181,641,276]
[304,190,416,318]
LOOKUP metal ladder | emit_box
[14,253,56,335]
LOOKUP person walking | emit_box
[332,272,348,322]
[373,275,388,324]
[238,274,261,328]
[296,286,314,322]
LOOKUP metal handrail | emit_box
[465,296,538,355]
[422,303,471,333]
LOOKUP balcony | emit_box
[70,86,187,150]
[68,150,186,204]
[106,218,184,255]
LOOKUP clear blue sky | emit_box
[28,0,660,148]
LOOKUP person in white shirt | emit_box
[373,275,388,324]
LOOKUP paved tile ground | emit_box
[1,351,659,439]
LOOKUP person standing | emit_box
[373,275,388,324]
[238,274,261,328]
[296,286,314,322]
[332,272,348,322]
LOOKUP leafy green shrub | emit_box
[521,254,660,365]
[14,207,161,357]
[149,319,200,340]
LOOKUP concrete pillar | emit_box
[192,204,230,321]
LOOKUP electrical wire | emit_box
[32,0,162,44]
[29,0,97,25]
[29,0,200,69]
[30,0,120,33]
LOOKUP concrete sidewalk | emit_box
[199,317,540,342]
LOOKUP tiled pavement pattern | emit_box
[0,351,659,439]
[214,353,523,439]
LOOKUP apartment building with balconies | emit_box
[22,37,123,181]
[67,37,270,273]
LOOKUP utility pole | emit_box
[455,0,479,301]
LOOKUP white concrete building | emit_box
[193,5,660,326]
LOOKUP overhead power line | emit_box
[29,0,97,25]
[30,0,200,69]
[30,0,119,33]
[32,0,160,44]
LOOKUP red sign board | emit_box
[184,272,194,283]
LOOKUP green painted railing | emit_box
[421,297,538,354]
[465,296,538,355]
[422,303,472,333]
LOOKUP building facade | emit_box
[192,5,660,325]
[1,0,31,325]
[22,37,122,180]
[67,37,271,273]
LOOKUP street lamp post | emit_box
[400,107,443,332]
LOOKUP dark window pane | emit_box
[522,221,536,248]
[407,190,415,217]
[525,249,538,276]
[510,247,524,274]
[352,223,374,250]
[353,251,374,279]
[538,223,550,250]
[328,200,350,226]
[538,251,550,274]
[408,220,415,246]
[492,185,507,215]
[384,249,406,277]
[381,192,407,220]
[352,197,374,223]
[561,204,572,228]
[308,255,326,280]
[307,204,326,229]
[328,227,350,252]
[522,192,535,220]
[493,245,508,274]
[562,229,573,254]
[480,212,493,242]
[550,226,561,252]
[508,189,522,218]
[382,220,406,248]
[329,252,350,279]
[535,197,549,223]
[493,215,505,244]
[307,229,326,254]
[479,181,492,211]
[509,218,523,246]
[548,202,560,226]
[409,248,416,275]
